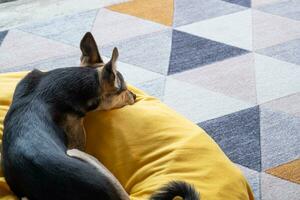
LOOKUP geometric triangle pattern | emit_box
[108,0,174,26]
[254,54,300,104]
[199,106,261,172]
[91,8,167,46]
[261,173,300,200]
[1,0,300,199]
[0,53,79,74]
[135,77,166,100]
[251,0,280,8]
[252,10,300,50]
[256,0,300,21]
[18,10,99,47]
[173,0,247,27]
[163,78,254,123]
[256,39,300,66]
[168,30,249,75]
[238,165,260,200]
[176,10,253,50]
[171,53,257,104]
[265,159,300,184]
[0,30,77,69]
[102,29,172,75]
[0,30,8,46]
[261,93,300,118]
[222,0,251,8]
[260,106,300,171]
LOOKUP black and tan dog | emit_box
[2,32,199,200]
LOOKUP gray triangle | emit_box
[257,39,300,66]
[222,0,251,8]
[102,29,172,75]
[173,0,247,27]
[199,106,261,172]
[238,165,261,200]
[0,0,17,3]
[0,30,8,46]
[168,30,249,75]
[136,77,166,100]
[0,54,80,73]
[261,173,300,200]
[19,10,98,46]
[260,106,300,170]
[256,0,300,21]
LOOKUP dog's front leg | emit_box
[61,115,86,151]
[67,149,130,200]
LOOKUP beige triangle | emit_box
[108,0,174,26]
[172,53,257,104]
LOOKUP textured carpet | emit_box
[0,0,299,199]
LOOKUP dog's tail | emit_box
[150,181,200,200]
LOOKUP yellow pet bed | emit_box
[0,72,254,200]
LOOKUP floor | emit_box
[0,0,127,31]
[0,0,299,199]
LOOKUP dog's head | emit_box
[80,32,136,111]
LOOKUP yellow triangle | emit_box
[265,159,300,184]
[108,0,174,26]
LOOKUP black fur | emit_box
[2,67,123,200]
[151,181,200,200]
[2,67,199,200]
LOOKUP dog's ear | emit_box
[80,32,103,66]
[103,47,119,87]
[104,47,118,75]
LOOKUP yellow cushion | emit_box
[0,72,254,200]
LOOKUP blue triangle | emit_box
[168,30,249,75]
[19,10,98,46]
[0,30,8,46]
[257,39,300,66]
[199,106,261,172]
[222,0,251,7]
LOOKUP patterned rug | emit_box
[0,0,299,199]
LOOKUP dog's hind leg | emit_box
[67,149,129,200]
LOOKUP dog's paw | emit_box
[66,149,82,157]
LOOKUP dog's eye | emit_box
[87,97,100,111]
[115,88,123,95]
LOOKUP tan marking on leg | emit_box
[67,149,129,200]
[61,115,86,151]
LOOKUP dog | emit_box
[2,32,200,200]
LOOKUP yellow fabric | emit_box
[0,72,254,200]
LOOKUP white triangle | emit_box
[255,54,300,104]
[176,10,252,50]
[261,173,300,200]
[19,10,98,46]
[92,9,167,46]
[252,10,300,50]
[237,164,260,200]
[0,30,77,69]
[163,78,254,123]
